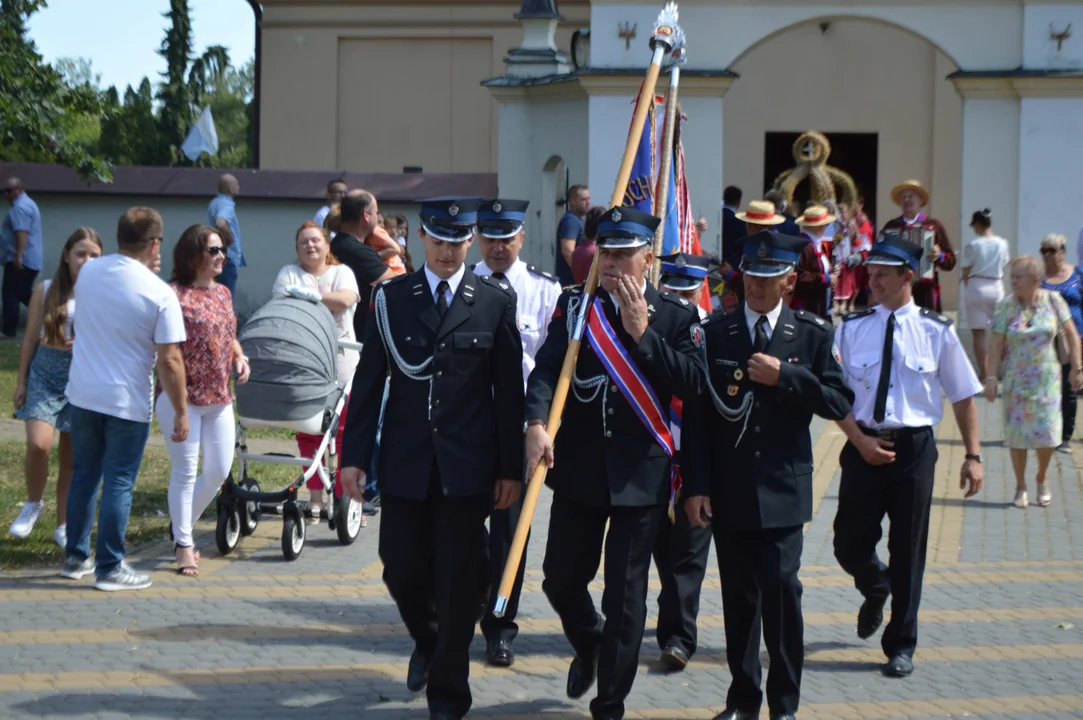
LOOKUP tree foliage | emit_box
[154,0,194,165]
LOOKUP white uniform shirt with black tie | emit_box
[834,301,982,429]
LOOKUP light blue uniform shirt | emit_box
[1,193,43,271]
[206,194,246,267]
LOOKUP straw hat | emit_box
[795,205,836,227]
[735,200,785,226]
[890,179,930,207]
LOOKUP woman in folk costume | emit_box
[833,202,872,315]
[880,179,956,311]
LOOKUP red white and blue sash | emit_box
[583,297,682,504]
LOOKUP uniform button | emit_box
[754,426,760,433]
[405,336,412,342]
[645,354,653,362]
[436,371,443,379]
[754,451,761,458]
[610,385,618,393]
[433,399,441,408]
[439,342,446,350]
[472,338,478,345]
[755,402,761,408]
[433,427,438,434]
[606,431,613,438]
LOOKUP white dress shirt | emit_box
[424,263,465,307]
[962,235,1010,279]
[834,300,982,428]
[474,258,561,389]
[744,300,784,342]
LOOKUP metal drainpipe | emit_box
[246,0,262,168]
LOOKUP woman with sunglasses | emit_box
[156,224,250,576]
[1041,233,1083,454]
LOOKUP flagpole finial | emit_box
[651,2,680,52]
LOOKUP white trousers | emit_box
[156,395,235,547]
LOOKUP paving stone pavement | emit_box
[3,395,1083,719]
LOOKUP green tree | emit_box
[189,48,254,168]
[100,78,160,166]
[0,0,111,181]
[155,0,194,165]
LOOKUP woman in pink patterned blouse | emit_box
[156,225,250,576]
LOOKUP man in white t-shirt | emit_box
[61,207,189,592]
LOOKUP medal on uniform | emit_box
[733,368,743,381]
[727,384,739,396]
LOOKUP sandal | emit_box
[1013,490,1029,508]
[1037,484,1053,507]
[306,506,322,524]
[174,543,198,577]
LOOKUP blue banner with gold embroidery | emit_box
[621,92,658,212]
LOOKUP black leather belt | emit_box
[858,425,932,441]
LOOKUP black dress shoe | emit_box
[882,653,914,678]
[406,649,431,692]
[429,713,462,720]
[712,709,758,720]
[857,594,888,640]
[770,714,797,720]
[566,651,598,699]
[487,639,515,667]
[659,645,689,671]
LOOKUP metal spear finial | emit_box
[651,1,680,52]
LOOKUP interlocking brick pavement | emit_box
[2,390,1083,719]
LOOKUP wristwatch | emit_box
[965,453,983,463]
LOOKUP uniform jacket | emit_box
[342,267,525,500]
[526,283,705,508]
[880,216,955,312]
[682,303,853,530]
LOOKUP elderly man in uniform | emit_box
[526,206,704,720]
[649,252,714,671]
[341,198,524,720]
[832,237,983,679]
[472,198,562,667]
[879,180,956,311]
[683,231,854,720]
[718,200,789,311]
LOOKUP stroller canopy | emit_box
[235,296,341,422]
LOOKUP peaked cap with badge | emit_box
[739,230,808,278]
[419,197,482,243]
[865,236,922,272]
[659,252,718,292]
[478,199,530,239]
[595,206,662,249]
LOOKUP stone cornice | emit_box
[951,72,1083,98]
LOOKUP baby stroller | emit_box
[214,294,364,561]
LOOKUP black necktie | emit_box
[753,316,769,353]
[873,313,895,423]
[491,271,506,281]
[435,280,449,319]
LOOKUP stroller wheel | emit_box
[335,494,364,546]
[281,505,305,561]
[216,503,241,556]
[239,477,261,536]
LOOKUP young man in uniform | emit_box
[650,252,715,671]
[525,206,704,720]
[473,198,562,667]
[340,198,524,720]
[832,236,983,678]
[682,231,854,720]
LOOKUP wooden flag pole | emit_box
[493,3,683,618]
[649,57,683,285]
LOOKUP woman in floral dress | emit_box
[985,256,1083,508]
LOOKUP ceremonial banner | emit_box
[622,93,662,212]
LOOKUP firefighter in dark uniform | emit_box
[652,252,715,671]
[341,197,525,720]
[682,230,854,720]
[832,237,984,679]
[525,206,705,720]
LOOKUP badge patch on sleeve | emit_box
[832,342,843,367]
[691,323,705,349]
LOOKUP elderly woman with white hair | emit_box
[986,255,1083,508]
[1040,233,1083,453]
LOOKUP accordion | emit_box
[877,225,936,281]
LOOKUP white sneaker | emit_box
[53,525,67,548]
[60,555,95,579]
[94,563,152,592]
[8,501,43,539]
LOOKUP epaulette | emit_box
[920,308,953,325]
[842,308,876,322]
[527,265,559,284]
[469,263,477,272]
[659,290,696,312]
[565,284,584,295]
[700,308,727,325]
[794,309,831,330]
[379,273,411,287]
[478,273,515,294]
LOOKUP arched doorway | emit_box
[722,17,963,309]
[535,155,567,270]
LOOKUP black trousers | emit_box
[379,473,490,717]
[714,524,804,715]
[480,493,529,644]
[2,262,38,337]
[652,497,712,657]
[542,494,662,720]
[833,427,937,658]
[1062,364,1077,443]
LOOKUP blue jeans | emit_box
[365,377,390,499]
[218,256,239,297]
[64,405,151,578]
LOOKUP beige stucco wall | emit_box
[723,18,962,309]
[259,0,590,173]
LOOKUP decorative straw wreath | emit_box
[771,131,859,212]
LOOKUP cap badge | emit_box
[612,209,623,222]
[758,241,768,258]
[492,202,502,213]
[449,203,459,217]
[675,255,687,269]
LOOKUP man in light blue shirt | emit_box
[1,177,43,338]
[206,173,245,297]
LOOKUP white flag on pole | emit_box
[181,106,219,161]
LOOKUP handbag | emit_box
[1050,292,1072,366]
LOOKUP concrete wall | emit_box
[1018,98,1083,260]
[1024,3,1083,68]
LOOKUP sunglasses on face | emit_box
[1040,247,1062,255]
[206,246,225,257]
